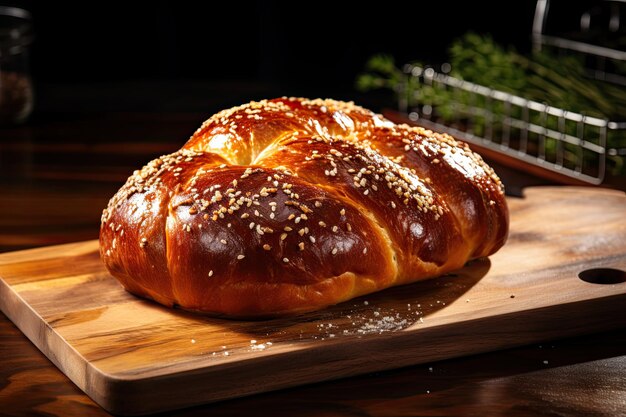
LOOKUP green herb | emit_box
[356,33,626,176]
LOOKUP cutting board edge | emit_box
[0,239,100,265]
[0,274,105,403]
[39,292,626,416]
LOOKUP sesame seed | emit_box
[280,233,287,240]
[391,201,396,209]
[208,270,214,277]
[363,248,368,254]
[298,242,305,251]
[284,226,292,231]
[340,208,346,216]
[241,213,249,218]
[332,247,338,255]
[332,226,338,233]
[309,236,316,243]
[237,254,245,260]
[319,221,327,227]
[346,223,352,231]
[263,244,271,250]
[283,257,289,263]
[315,201,322,207]
[249,222,255,229]
[220,239,227,244]
[298,228,305,236]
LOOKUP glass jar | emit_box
[0,6,34,125]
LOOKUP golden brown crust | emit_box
[100,97,509,317]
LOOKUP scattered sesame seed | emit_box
[315,201,322,208]
[280,233,287,240]
[340,208,346,216]
[237,254,245,260]
[332,247,338,255]
[220,239,227,244]
[298,242,305,250]
[263,244,271,250]
[283,257,289,263]
[208,270,214,277]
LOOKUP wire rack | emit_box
[396,0,625,185]
[398,65,625,184]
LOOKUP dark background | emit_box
[4,1,545,114]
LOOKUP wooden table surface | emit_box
[1,111,625,417]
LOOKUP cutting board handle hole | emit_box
[578,268,626,285]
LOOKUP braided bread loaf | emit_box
[100,98,509,317]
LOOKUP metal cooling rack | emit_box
[396,0,626,184]
[398,65,625,184]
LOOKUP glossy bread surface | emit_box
[99,98,509,317]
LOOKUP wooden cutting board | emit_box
[1,186,625,415]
